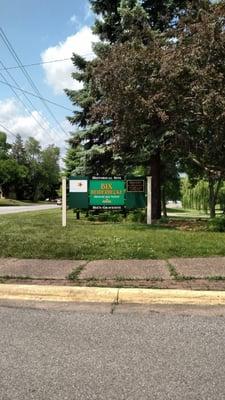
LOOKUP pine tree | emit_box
[64,53,122,177]
[142,0,187,31]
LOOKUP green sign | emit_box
[89,179,125,207]
[68,176,146,210]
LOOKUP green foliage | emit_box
[66,0,224,223]
[92,1,224,220]
[0,132,60,201]
[90,0,123,43]
[208,217,225,232]
[0,131,11,160]
[41,146,60,199]
[90,0,189,42]
[64,49,118,176]
[0,159,28,198]
[87,211,123,223]
[129,209,146,223]
[65,0,191,180]
[141,0,188,31]
[68,266,85,280]
[218,183,225,213]
[164,2,225,218]
[11,134,27,165]
[181,178,209,213]
[159,216,169,224]
[87,209,147,224]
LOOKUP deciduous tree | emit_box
[163,1,225,217]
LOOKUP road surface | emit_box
[0,204,58,214]
[0,301,225,399]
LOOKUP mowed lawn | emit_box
[0,209,225,259]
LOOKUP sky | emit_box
[0,0,97,159]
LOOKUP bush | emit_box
[129,209,146,223]
[208,217,225,232]
[87,212,123,223]
[87,215,95,222]
[110,213,123,223]
[159,216,169,224]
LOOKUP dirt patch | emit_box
[161,219,207,231]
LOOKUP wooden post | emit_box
[62,176,67,227]
[147,176,152,225]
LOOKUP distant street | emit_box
[0,204,58,214]
[1,302,225,399]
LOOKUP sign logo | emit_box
[69,180,88,193]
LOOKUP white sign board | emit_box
[69,180,88,193]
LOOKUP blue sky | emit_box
[0,0,96,156]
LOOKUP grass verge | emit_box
[1,209,225,259]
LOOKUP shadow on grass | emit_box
[167,215,209,221]
[126,223,176,232]
[166,208,187,214]
[72,219,177,231]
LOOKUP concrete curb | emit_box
[118,288,225,305]
[1,285,225,305]
[0,285,118,303]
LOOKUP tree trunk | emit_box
[150,151,161,220]
[161,185,167,218]
[208,176,222,219]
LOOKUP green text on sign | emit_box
[89,180,125,206]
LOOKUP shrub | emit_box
[87,215,95,222]
[208,217,225,232]
[88,212,123,223]
[129,209,146,223]
[159,216,169,224]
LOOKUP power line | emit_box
[0,122,54,144]
[0,53,94,71]
[0,79,73,112]
[0,28,68,136]
[0,60,62,141]
[0,122,17,138]
[0,61,57,141]
[0,70,49,137]
[0,58,71,71]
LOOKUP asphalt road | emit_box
[0,204,58,214]
[0,302,225,399]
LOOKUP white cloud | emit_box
[41,26,98,95]
[0,98,18,116]
[0,98,67,155]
